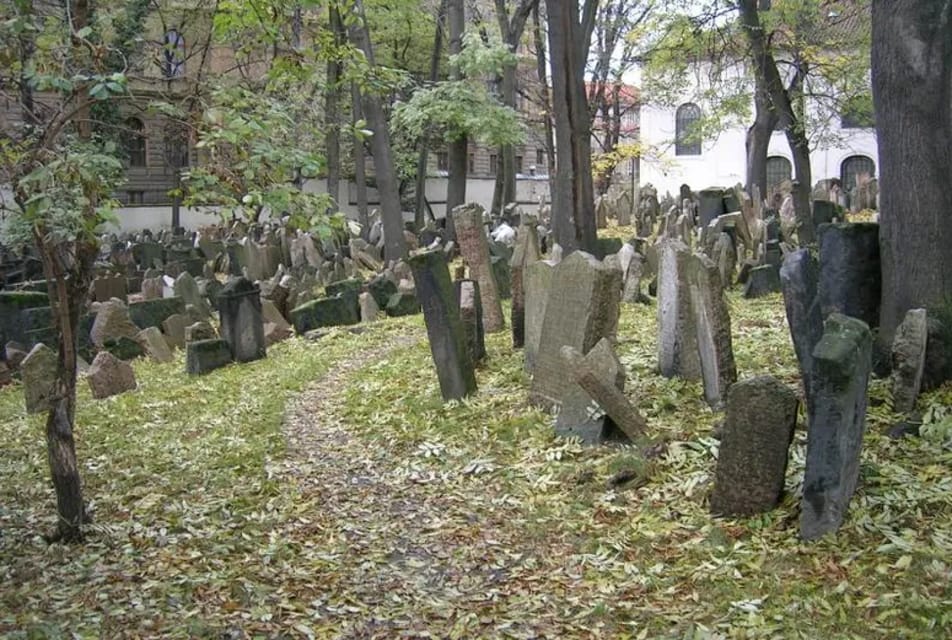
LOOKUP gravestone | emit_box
[358,292,380,323]
[368,275,398,309]
[21,343,57,414]
[93,275,128,303]
[456,279,486,365]
[710,376,798,516]
[891,308,928,414]
[657,239,700,380]
[800,313,872,541]
[141,277,163,300]
[186,339,234,375]
[621,252,645,304]
[386,292,420,317]
[742,264,781,298]
[780,250,824,416]
[698,188,727,227]
[290,294,359,333]
[128,297,187,330]
[817,222,880,328]
[529,252,622,408]
[90,299,140,348]
[407,250,477,401]
[218,277,266,363]
[509,220,541,348]
[523,260,558,373]
[161,314,189,349]
[688,254,737,407]
[135,327,173,363]
[712,232,736,288]
[185,321,217,342]
[87,351,137,399]
[452,203,505,332]
[174,272,211,319]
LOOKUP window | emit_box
[515,155,523,174]
[840,155,876,192]
[489,154,498,175]
[675,103,702,156]
[124,117,147,167]
[536,148,544,166]
[841,94,875,129]
[766,156,792,188]
[126,190,144,205]
[163,28,186,78]
[436,151,448,172]
[164,122,189,168]
[468,153,475,173]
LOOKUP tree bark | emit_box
[873,0,952,344]
[444,0,466,239]
[351,81,370,240]
[745,78,778,198]
[348,0,407,261]
[545,0,598,255]
[414,0,446,230]
[532,5,557,206]
[325,3,345,209]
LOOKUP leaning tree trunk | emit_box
[349,0,407,261]
[785,124,813,242]
[746,81,777,199]
[546,0,598,255]
[872,0,952,345]
[444,0,466,239]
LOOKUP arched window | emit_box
[124,117,147,167]
[675,103,702,156]
[840,155,876,192]
[766,156,792,188]
[163,28,186,78]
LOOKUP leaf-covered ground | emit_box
[2,280,951,638]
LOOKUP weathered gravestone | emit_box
[743,264,781,298]
[186,339,233,375]
[358,292,380,323]
[452,203,505,332]
[891,308,928,414]
[174,272,211,319]
[657,239,701,380]
[529,252,622,408]
[141,277,163,300]
[218,277,266,363]
[558,340,647,444]
[135,327,173,363]
[290,293,359,333]
[780,249,824,416]
[510,221,542,348]
[87,351,137,399]
[456,279,486,366]
[688,254,737,407]
[800,313,872,541]
[93,275,128,303]
[817,222,880,328]
[386,292,421,317]
[523,259,558,373]
[161,314,189,349]
[21,343,57,414]
[185,321,217,342]
[407,250,477,401]
[128,297,187,330]
[710,376,798,516]
[90,299,140,349]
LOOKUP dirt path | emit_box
[278,333,594,639]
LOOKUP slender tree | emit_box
[872,0,952,345]
[444,0,466,238]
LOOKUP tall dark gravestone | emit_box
[218,277,266,363]
[408,250,477,401]
[817,222,881,328]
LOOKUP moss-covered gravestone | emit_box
[218,277,266,363]
[290,293,359,334]
[186,339,233,375]
[408,250,477,401]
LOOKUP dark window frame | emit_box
[675,102,702,156]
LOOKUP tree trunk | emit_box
[415,0,446,230]
[351,81,370,240]
[532,5,557,208]
[349,0,407,261]
[745,80,777,198]
[545,0,598,255]
[325,3,345,209]
[873,0,952,344]
[786,124,813,240]
[444,0,466,238]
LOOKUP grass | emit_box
[1,269,951,638]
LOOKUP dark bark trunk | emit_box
[415,0,446,229]
[532,5,557,205]
[349,0,407,261]
[545,0,597,255]
[745,79,777,198]
[325,4,345,209]
[351,81,370,240]
[444,0,466,238]
[873,0,952,344]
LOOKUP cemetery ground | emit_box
[2,276,952,637]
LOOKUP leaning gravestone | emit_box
[530,252,622,409]
[90,299,140,349]
[161,314,189,349]
[21,343,58,414]
[452,203,505,332]
[780,249,824,416]
[657,239,700,380]
[817,222,880,328]
[456,279,486,365]
[135,327,173,363]
[710,376,798,516]
[523,259,558,373]
[800,313,872,541]
[407,250,477,401]
[688,253,737,407]
[891,308,928,414]
[218,277,266,363]
[510,220,541,348]
[87,351,137,399]
[174,272,212,319]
